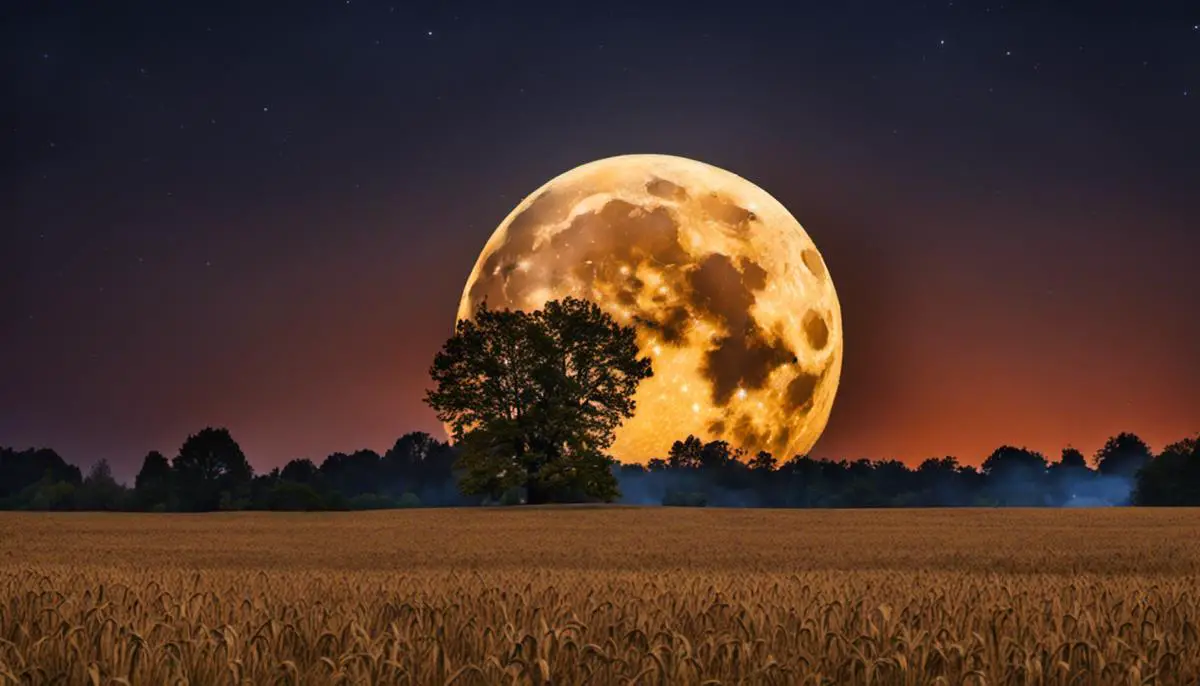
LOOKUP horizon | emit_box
[6,423,1193,488]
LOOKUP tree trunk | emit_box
[525,473,547,505]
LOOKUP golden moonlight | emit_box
[458,154,841,462]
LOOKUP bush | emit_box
[323,491,349,511]
[662,490,707,507]
[267,481,326,511]
[396,492,422,508]
[348,493,394,510]
[23,480,77,511]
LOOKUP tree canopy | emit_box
[425,297,653,504]
[1094,432,1153,479]
[172,427,255,511]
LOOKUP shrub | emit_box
[662,490,707,507]
[347,493,394,510]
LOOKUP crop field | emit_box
[2,508,1199,685]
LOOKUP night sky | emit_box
[4,1,1198,480]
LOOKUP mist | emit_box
[613,452,1139,508]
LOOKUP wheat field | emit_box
[2,508,1199,685]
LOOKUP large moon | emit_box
[457,154,841,462]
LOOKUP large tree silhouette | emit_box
[0,447,82,502]
[1093,432,1153,480]
[134,450,173,510]
[668,436,704,469]
[172,427,254,511]
[425,297,652,504]
[1134,436,1200,506]
[980,445,1050,506]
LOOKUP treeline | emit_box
[1,428,1197,511]
[0,428,471,512]
[617,433,1199,507]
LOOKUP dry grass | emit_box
[2,508,1199,685]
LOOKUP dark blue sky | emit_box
[3,1,1198,479]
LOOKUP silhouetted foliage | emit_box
[425,297,653,504]
[320,450,383,500]
[663,490,708,506]
[611,433,1168,509]
[1134,436,1200,506]
[381,432,461,506]
[280,458,319,484]
[76,459,127,511]
[980,445,1050,506]
[134,450,173,511]
[0,447,82,506]
[3,427,1195,511]
[1059,447,1087,470]
[266,480,327,511]
[1094,432,1153,481]
[668,436,703,470]
[172,427,254,511]
[749,451,778,472]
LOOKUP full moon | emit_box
[457,154,841,462]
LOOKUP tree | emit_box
[1133,436,1200,506]
[699,440,736,470]
[1049,446,1093,505]
[748,451,778,472]
[134,450,173,510]
[23,478,76,511]
[1059,447,1087,470]
[1093,432,1153,480]
[267,480,327,511]
[981,445,1050,506]
[425,297,652,504]
[280,458,320,484]
[382,432,459,503]
[668,436,703,469]
[915,456,967,506]
[171,427,254,511]
[0,447,82,502]
[77,459,127,511]
[383,432,440,481]
[319,450,382,499]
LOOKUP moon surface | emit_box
[457,154,841,462]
